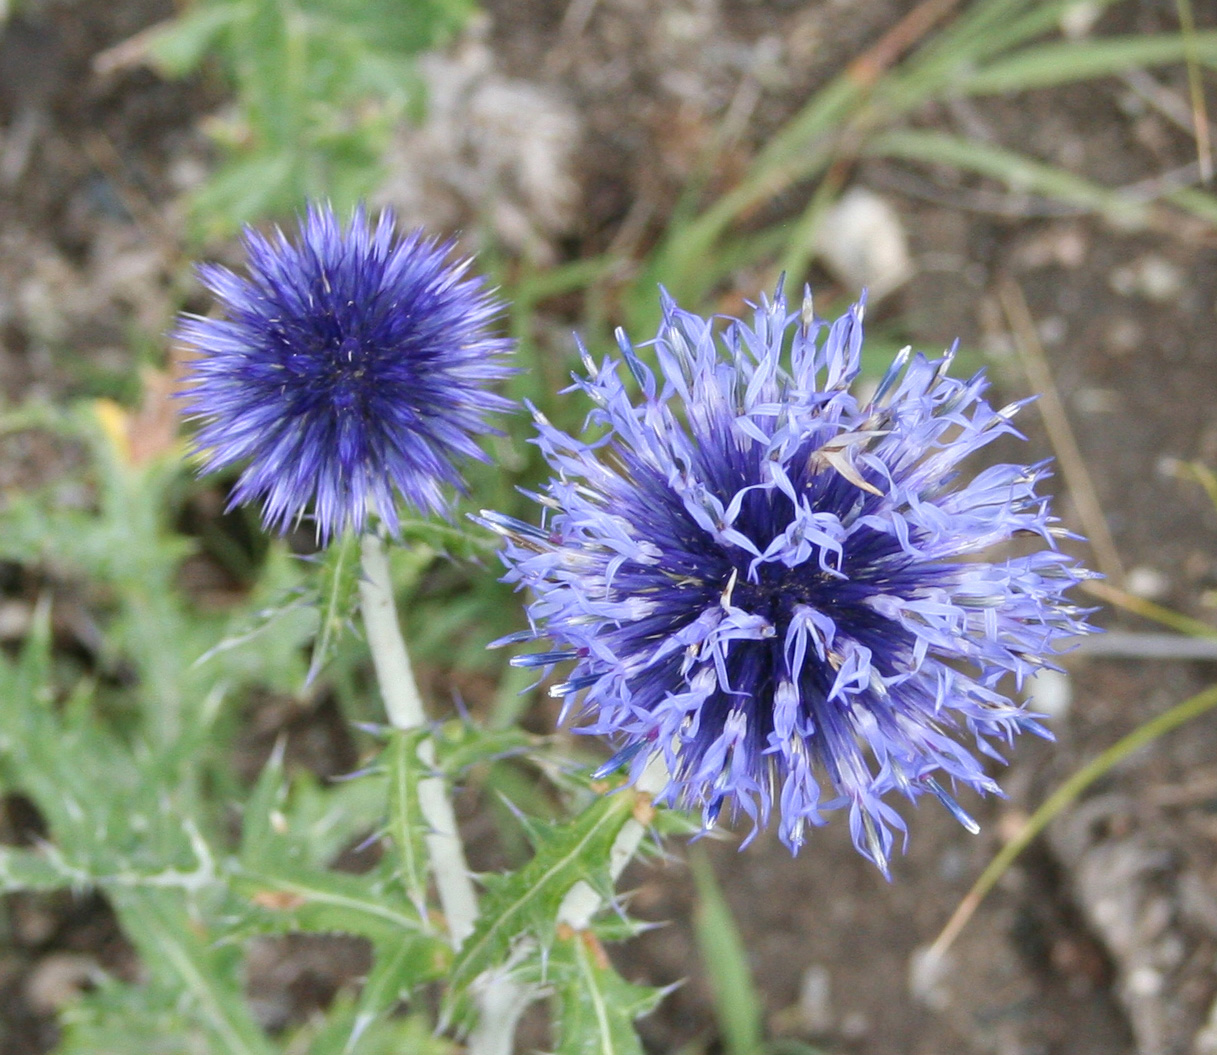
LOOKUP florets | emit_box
[177,203,512,542]
[483,287,1093,873]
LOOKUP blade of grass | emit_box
[690,847,763,1055]
[926,680,1217,966]
[999,276,1126,585]
[957,33,1217,95]
[1082,579,1217,639]
[865,129,1150,227]
[1176,0,1214,181]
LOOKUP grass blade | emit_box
[958,33,1217,95]
[691,848,763,1055]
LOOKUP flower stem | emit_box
[359,532,479,947]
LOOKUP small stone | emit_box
[0,600,31,641]
[908,944,952,1009]
[797,963,833,1033]
[1072,387,1121,414]
[814,188,912,302]
[1125,566,1170,601]
[1059,1,1104,38]
[1023,668,1071,721]
[1126,965,1163,997]
[838,1010,870,1039]
[1104,316,1142,356]
[1037,314,1066,346]
[1109,255,1186,303]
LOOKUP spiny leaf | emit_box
[345,934,449,1053]
[112,888,275,1055]
[57,974,219,1055]
[443,789,638,1024]
[238,740,290,871]
[397,517,495,562]
[386,728,431,920]
[0,845,84,893]
[193,586,312,669]
[308,530,363,685]
[550,929,666,1055]
[290,995,455,1055]
[231,864,428,945]
[435,722,535,776]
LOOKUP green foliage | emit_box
[549,930,667,1055]
[145,0,477,239]
[384,728,433,921]
[308,531,363,685]
[442,789,638,1027]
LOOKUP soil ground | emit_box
[3,1,1217,1053]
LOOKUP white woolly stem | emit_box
[467,754,669,1055]
[359,532,479,948]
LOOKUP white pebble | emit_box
[815,188,912,302]
[1023,668,1072,721]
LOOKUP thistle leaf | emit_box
[230,864,430,945]
[112,888,275,1055]
[307,530,363,685]
[442,789,636,1025]
[550,929,665,1055]
[345,934,450,1053]
[386,728,432,920]
[0,845,83,893]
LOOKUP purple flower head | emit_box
[482,287,1093,874]
[177,203,513,542]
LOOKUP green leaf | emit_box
[195,584,312,672]
[0,845,83,893]
[344,933,443,1052]
[238,740,290,871]
[550,930,665,1055]
[397,517,495,561]
[230,864,429,945]
[308,530,363,685]
[112,888,275,1055]
[443,790,638,1024]
[385,729,432,920]
[691,849,763,1055]
[58,974,218,1055]
[146,3,241,77]
[295,996,455,1055]
[187,150,298,240]
[436,722,535,777]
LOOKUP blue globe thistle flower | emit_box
[177,203,513,542]
[482,288,1093,873]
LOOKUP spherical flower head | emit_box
[177,203,513,543]
[483,287,1094,874]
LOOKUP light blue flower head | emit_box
[483,286,1094,874]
